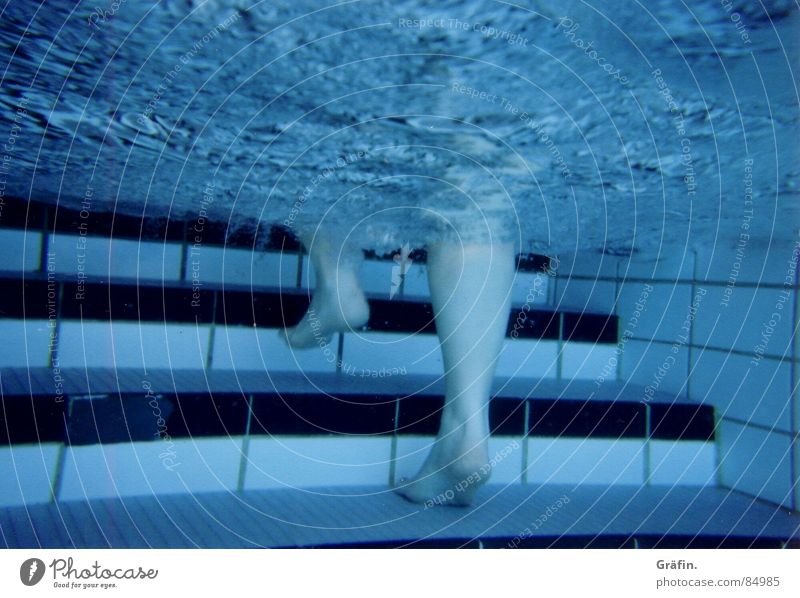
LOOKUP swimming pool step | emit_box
[0,368,716,506]
[0,270,618,379]
[1,484,796,548]
[0,194,556,304]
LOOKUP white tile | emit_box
[360,260,394,296]
[187,245,297,288]
[617,281,692,343]
[647,440,716,486]
[618,252,696,282]
[619,340,689,397]
[58,321,211,370]
[342,331,443,376]
[487,437,524,484]
[59,438,242,501]
[0,229,42,271]
[496,339,559,378]
[402,264,430,297]
[244,437,392,490]
[695,242,798,286]
[211,325,337,373]
[692,284,795,358]
[48,233,182,281]
[0,444,59,506]
[526,438,645,485]
[393,436,432,485]
[553,278,616,313]
[553,251,618,278]
[718,420,792,509]
[0,320,52,368]
[511,271,551,306]
[561,343,619,380]
[690,350,791,433]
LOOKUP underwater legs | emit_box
[284,231,370,348]
[395,242,514,506]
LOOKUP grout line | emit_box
[643,404,652,486]
[714,412,724,488]
[687,250,697,400]
[296,249,304,288]
[556,312,564,381]
[50,399,74,503]
[37,207,51,274]
[179,228,188,283]
[389,399,400,486]
[50,443,66,504]
[205,291,219,370]
[614,261,623,382]
[236,394,253,493]
[521,401,530,485]
[790,258,799,511]
[47,281,64,369]
[625,337,797,365]
[38,231,51,274]
[561,273,800,291]
[719,415,797,439]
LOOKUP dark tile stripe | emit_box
[59,283,215,323]
[396,395,442,435]
[0,276,617,343]
[506,309,560,340]
[530,398,646,439]
[367,299,436,334]
[1,196,300,250]
[66,392,249,446]
[649,403,715,441]
[0,395,65,445]
[217,289,308,328]
[562,312,619,344]
[250,393,397,436]
[489,398,527,436]
[0,279,51,318]
[3,390,715,443]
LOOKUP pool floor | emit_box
[2,484,797,548]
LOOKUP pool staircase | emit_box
[1,197,798,547]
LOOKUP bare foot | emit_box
[395,432,490,508]
[284,286,369,348]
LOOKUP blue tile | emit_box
[718,421,792,509]
[690,350,791,433]
[648,440,716,486]
[0,444,59,506]
[554,278,616,313]
[692,285,795,358]
[0,319,52,368]
[616,281,692,343]
[526,438,645,485]
[0,229,42,271]
[245,437,392,490]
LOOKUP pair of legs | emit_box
[285,231,514,506]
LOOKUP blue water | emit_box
[0,0,797,256]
